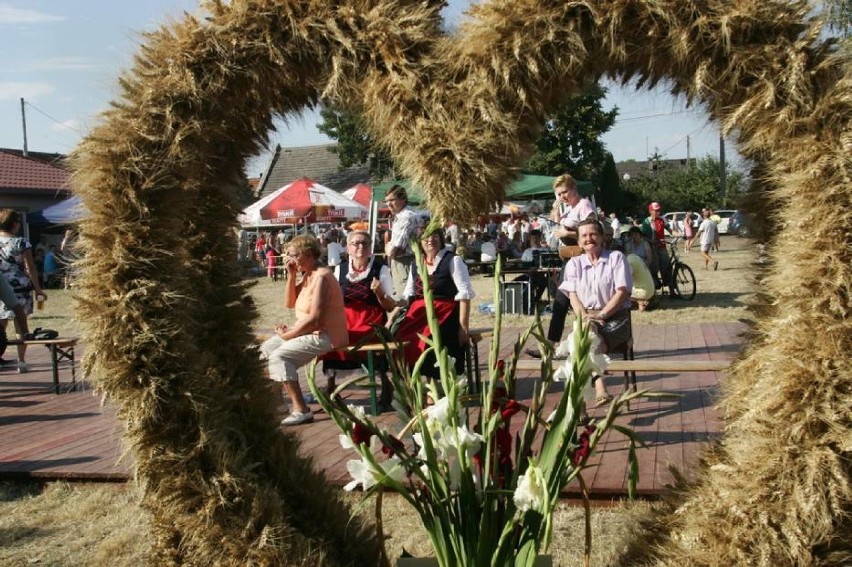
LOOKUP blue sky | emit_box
[0,1,736,177]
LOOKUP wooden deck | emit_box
[0,322,745,498]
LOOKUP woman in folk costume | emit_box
[319,231,397,410]
[397,226,475,379]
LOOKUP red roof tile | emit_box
[0,149,69,192]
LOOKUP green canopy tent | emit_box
[505,174,595,199]
[371,180,424,205]
[372,174,593,207]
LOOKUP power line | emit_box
[22,100,84,136]
[617,109,692,123]
[660,124,709,156]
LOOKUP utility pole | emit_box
[686,135,691,166]
[20,97,29,157]
[719,135,727,205]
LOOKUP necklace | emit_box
[351,262,368,274]
[424,257,436,266]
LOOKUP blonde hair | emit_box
[286,234,321,259]
[552,173,578,192]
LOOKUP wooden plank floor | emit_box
[0,322,746,498]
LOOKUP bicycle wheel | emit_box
[672,262,696,300]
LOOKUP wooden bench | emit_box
[335,341,407,416]
[7,337,80,394]
[514,358,729,373]
[466,327,494,391]
[514,356,729,402]
[255,331,405,416]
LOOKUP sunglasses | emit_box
[348,240,370,247]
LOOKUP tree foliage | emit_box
[823,0,851,36]
[523,83,618,179]
[317,103,395,180]
[622,155,747,214]
[597,152,631,215]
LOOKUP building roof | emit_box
[256,143,371,198]
[616,157,696,181]
[0,148,70,193]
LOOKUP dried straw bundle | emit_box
[69,0,849,564]
[431,1,850,564]
[68,0,444,564]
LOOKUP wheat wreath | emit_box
[69,0,849,564]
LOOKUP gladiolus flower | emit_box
[343,437,405,491]
[514,463,546,513]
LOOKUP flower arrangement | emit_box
[309,252,646,566]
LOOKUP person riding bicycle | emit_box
[641,202,671,290]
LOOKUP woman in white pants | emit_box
[260,235,348,426]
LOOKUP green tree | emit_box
[524,83,618,179]
[597,152,628,214]
[317,103,395,180]
[824,0,851,36]
[623,155,746,213]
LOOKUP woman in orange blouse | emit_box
[260,235,348,426]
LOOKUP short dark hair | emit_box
[387,184,408,202]
[0,209,21,232]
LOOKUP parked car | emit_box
[728,210,751,237]
[714,209,737,234]
[662,211,699,234]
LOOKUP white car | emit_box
[662,211,699,234]
[714,209,737,234]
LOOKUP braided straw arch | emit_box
[70,0,849,564]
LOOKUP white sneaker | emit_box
[281,411,313,426]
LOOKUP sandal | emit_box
[594,393,613,407]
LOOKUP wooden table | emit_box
[8,337,80,394]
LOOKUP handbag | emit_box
[26,327,59,340]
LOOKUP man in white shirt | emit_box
[696,208,719,270]
[479,235,497,262]
[384,185,423,298]
[325,233,345,267]
[609,213,621,237]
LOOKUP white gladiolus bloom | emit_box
[553,325,610,383]
[449,425,483,459]
[347,404,366,420]
[343,437,405,491]
[513,464,546,512]
[425,396,451,426]
[340,434,357,451]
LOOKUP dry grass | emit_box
[0,482,153,566]
[0,481,657,567]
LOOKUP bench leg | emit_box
[464,342,479,393]
[49,345,60,394]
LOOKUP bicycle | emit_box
[663,237,696,300]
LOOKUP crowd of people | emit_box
[249,180,729,426]
[259,185,476,426]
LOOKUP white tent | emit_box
[239,177,368,228]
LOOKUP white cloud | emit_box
[51,118,79,133]
[0,4,64,24]
[5,57,99,72]
[0,82,55,100]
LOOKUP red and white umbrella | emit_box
[341,183,373,208]
[240,177,367,226]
